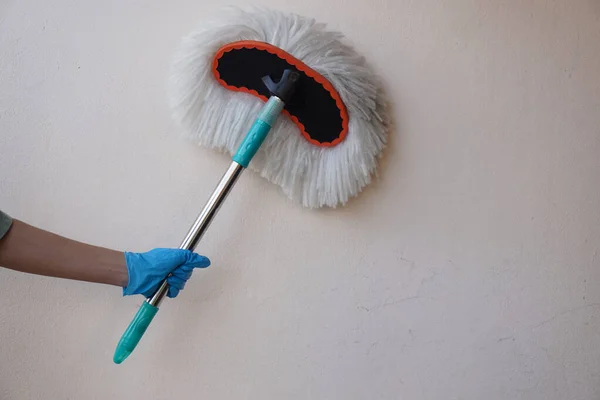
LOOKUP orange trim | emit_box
[212,40,349,147]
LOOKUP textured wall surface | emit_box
[1,1,599,399]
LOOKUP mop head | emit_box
[168,7,389,208]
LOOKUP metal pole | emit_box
[147,161,244,307]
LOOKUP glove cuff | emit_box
[122,252,141,296]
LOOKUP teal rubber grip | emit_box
[232,96,285,168]
[113,301,158,364]
[232,120,272,167]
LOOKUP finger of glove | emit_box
[171,267,193,282]
[185,254,211,269]
[167,275,187,291]
[170,254,210,278]
[149,248,192,266]
[167,285,181,298]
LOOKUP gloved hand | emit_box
[123,248,210,298]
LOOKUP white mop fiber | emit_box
[168,7,389,208]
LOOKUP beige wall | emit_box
[1,1,599,399]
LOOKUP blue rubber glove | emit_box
[123,249,210,298]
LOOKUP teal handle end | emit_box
[232,96,285,167]
[114,301,158,364]
[232,120,272,167]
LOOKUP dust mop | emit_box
[114,7,389,364]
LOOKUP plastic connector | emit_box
[262,69,300,103]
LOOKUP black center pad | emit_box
[213,42,348,147]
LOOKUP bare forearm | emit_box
[0,219,128,287]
